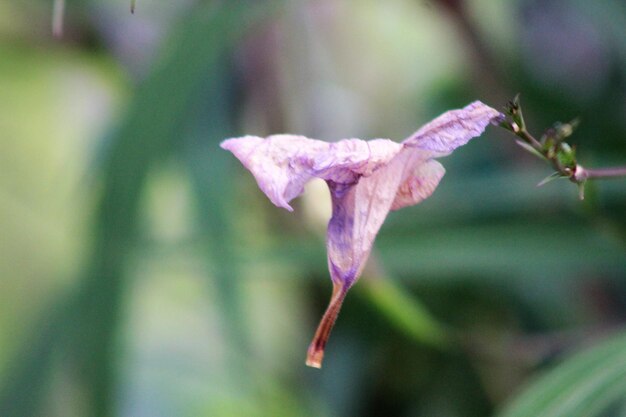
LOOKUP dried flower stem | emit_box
[306,283,347,368]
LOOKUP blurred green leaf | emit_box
[360,275,449,348]
[496,330,626,417]
[249,221,626,283]
[182,63,253,385]
[0,2,268,417]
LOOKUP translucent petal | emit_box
[404,101,501,156]
[221,101,501,368]
[221,134,400,211]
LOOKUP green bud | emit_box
[506,94,526,131]
[556,143,577,170]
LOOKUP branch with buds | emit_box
[496,96,626,199]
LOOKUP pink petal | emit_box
[404,101,501,156]
[221,101,502,368]
[390,159,446,210]
[220,134,401,211]
[326,152,407,287]
[389,101,501,210]
[326,101,500,286]
[221,135,325,211]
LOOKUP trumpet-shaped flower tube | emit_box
[221,101,501,368]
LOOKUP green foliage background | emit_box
[0,1,625,416]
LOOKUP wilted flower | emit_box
[221,101,500,368]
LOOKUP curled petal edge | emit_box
[221,101,502,368]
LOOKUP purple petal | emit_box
[390,159,446,210]
[314,138,401,181]
[221,135,325,211]
[404,101,501,156]
[221,101,501,368]
[326,152,407,287]
[220,134,400,211]
[325,101,499,287]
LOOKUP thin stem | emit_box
[306,282,347,369]
[519,129,570,175]
[581,166,626,180]
[52,0,65,38]
[518,130,543,150]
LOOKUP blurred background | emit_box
[1,0,625,416]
